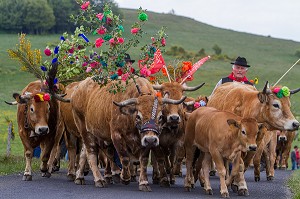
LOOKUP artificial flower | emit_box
[281,86,290,97]
[194,102,200,109]
[81,1,90,10]
[43,93,51,101]
[95,38,105,48]
[156,91,162,98]
[54,46,59,54]
[52,58,58,63]
[140,66,151,77]
[97,26,106,35]
[68,47,74,54]
[53,78,58,84]
[199,100,206,107]
[118,25,124,32]
[117,68,123,76]
[110,74,118,80]
[82,62,88,67]
[85,67,92,73]
[273,87,281,94]
[44,48,51,56]
[109,38,116,45]
[162,67,168,76]
[161,37,166,46]
[131,28,140,34]
[103,34,112,41]
[121,72,129,81]
[90,61,99,68]
[40,65,47,71]
[60,36,65,41]
[117,37,124,44]
[138,12,148,21]
[277,90,284,98]
[96,13,104,21]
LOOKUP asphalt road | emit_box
[0,167,293,199]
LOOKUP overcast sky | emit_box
[115,0,300,42]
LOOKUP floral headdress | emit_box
[272,86,290,98]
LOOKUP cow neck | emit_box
[23,103,30,129]
[140,97,160,135]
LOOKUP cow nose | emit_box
[293,121,299,130]
[38,127,49,135]
[170,115,179,122]
[279,137,286,141]
[144,136,158,146]
[249,145,257,151]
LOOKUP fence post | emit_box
[6,121,12,157]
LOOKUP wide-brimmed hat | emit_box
[124,53,135,63]
[231,56,250,67]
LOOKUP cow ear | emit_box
[257,92,267,103]
[227,119,240,128]
[13,93,28,104]
[119,105,137,115]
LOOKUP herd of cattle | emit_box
[5,73,300,198]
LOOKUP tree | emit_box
[212,44,222,55]
[22,0,55,34]
[93,0,123,19]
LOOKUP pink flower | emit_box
[131,28,140,34]
[151,37,156,42]
[96,13,104,21]
[68,47,74,54]
[109,38,116,45]
[194,102,200,109]
[273,87,281,93]
[82,62,88,67]
[117,37,124,44]
[43,93,51,101]
[95,38,105,48]
[81,1,90,10]
[106,17,112,25]
[140,66,151,77]
[121,73,129,81]
[44,48,51,56]
[85,67,92,73]
[90,61,99,68]
[97,26,106,35]
[161,37,166,46]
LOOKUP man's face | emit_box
[126,61,133,67]
[232,64,248,79]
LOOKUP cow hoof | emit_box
[95,180,106,188]
[185,186,192,192]
[238,189,249,196]
[159,179,170,187]
[42,172,51,178]
[67,174,76,181]
[74,178,85,185]
[221,191,230,198]
[205,189,213,195]
[152,178,160,184]
[121,178,131,185]
[105,177,113,184]
[267,176,274,181]
[22,175,32,181]
[200,181,204,187]
[274,165,278,170]
[209,170,216,176]
[170,179,175,185]
[191,183,195,189]
[131,176,137,182]
[52,165,60,172]
[231,184,238,193]
[139,184,152,192]
[255,176,260,182]
[112,174,120,184]
[83,170,89,176]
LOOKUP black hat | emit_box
[231,56,250,67]
[124,53,135,63]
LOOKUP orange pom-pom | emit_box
[156,91,162,98]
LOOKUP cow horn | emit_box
[163,96,187,104]
[4,101,18,105]
[113,98,137,107]
[152,84,163,90]
[183,101,195,106]
[290,88,300,95]
[53,93,70,103]
[262,81,272,94]
[182,82,205,91]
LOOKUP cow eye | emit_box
[158,114,163,122]
[30,107,34,113]
[241,130,246,135]
[136,114,141,121]
[273,103,280,109]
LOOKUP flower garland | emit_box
[272,86,290,98]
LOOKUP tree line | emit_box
[0,0,122,34]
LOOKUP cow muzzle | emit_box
[278,136,287,142]
[35,126,49,136]
[142,135,159,147]
[248,144,257,151]
[293,121,300,130]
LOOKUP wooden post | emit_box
[6,121,12,157]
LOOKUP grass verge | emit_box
[287,169,300,199]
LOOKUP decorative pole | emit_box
[163,65,172,82]
[273,58,300,86]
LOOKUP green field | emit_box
[0,8,300,170]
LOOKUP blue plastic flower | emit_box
[101,61,107,67]
[54,46,59,54]
[60,36,65,41]
[110,74,118,80]
[53,78,58,84]
[40,65,47,71]
[52,58,58,63]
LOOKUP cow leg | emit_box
[152,147,170,187]
[174,144,185,177]
[169,145,177,185]
[23,147,34,181]
[151,151,160,184]
[75,144,87,185]
[202,152,213,195]
[236,158,249,196]
[130,160,138,182]
[266,134,277,181]
[253,140,265,182]
[40,140,54,178]
[184,145,195,191]
[139,148,152,192]
[64,131,77,181]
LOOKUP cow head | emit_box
[113,95,186,147]
[13,92,51,137]
[257,81,300,131]
[227,118,259,152]
[277,130,287,142]
[153,82,204,130]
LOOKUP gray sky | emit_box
[115,0,300,42]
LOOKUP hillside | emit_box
[0,8,300,115]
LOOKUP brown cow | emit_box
[151,82,205,186]
[184,107,259,198]
[207,82,300,192]
[5,80,67,180]
[71,77,186,191]
[275,130,296,169]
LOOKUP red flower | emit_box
[90,61,99,68]
[97,26,106,35]
[117,68,123,76]
[68,47,74,54]
[117,37,124,44]
[95,38,105,48]
[130,67,135,73]
[44,48,51,56]
[131,28,140,34]
[161,37,166,46]
[43,93,51,101]
[81,1,90,10]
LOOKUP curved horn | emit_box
[4,101,18,105]
[290,88,300,95]
[183,101,195,106]
[262,81,272,94]
[113,98,137,107]
[53,93,71,103]
[163,96,187,105]
[152,84,163,90]
[182,82,205,91]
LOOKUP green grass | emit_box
[0,8,300,176]
[0,155,40,175]
[287,169,300,199]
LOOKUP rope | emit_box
[273,58,300,86]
